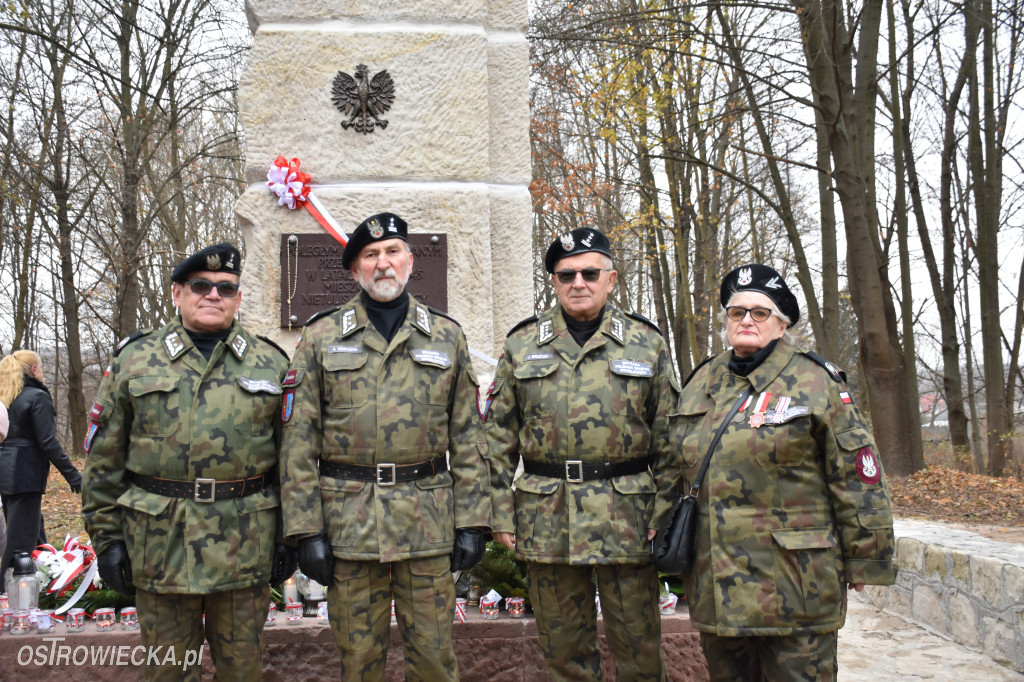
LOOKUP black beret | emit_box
[170,242,241,283]
[543,227,613,274]
[719,263,800,324]
[342,212,408,269]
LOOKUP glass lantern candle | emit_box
[1,608,13,631]
[0,593,9,609]
[284,602,303,624]
[120,606,139,630]
[506,597,525,618]
[65,608,87,633]
[10,609,31,634]
[36,609,56,633]
[481,598,500,620]
[265,601,277,626]
[6,552,39,611]
[94,607,116,631]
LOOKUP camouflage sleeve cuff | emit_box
[844,558,898,586]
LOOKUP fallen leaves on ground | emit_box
[888,466,1024,527]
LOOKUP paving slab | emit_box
[839,589,1024,681]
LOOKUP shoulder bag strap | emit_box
[687,386,754,496]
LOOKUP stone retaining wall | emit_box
[862,519,1024,673]
[1,605,708,681]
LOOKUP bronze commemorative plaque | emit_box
[280,233,448,328]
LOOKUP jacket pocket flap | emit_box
[513,472,562,495]
[513,361,558,380]
[835,427,873,452]
[415,473,454,490]
[128,375,179,397]
[118,485,172,515]
[611,473,656,494]
[857,506,893,530]
[770,527,836,550]
[236,488,279,513]
[323,352,367,372]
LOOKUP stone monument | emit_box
[234,0,533,371]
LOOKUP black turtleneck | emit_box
[186,328,232,361]
[728,338,780,377]
[362,289,410,343]
[562,306,604,347]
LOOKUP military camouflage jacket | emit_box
[676,341,897,637]
[278,295,489,562]
[82,317,289,594]
[486,303,680,565]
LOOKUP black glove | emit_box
[298,530,333,586]
[97,541,135,597]
[270,543,299,587]
[450,528,487,572]
[67,473,82,494]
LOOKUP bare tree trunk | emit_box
[966,0,1012,475]
[792,0,925,475]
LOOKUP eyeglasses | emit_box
[554,268,613,284]
[185,279,240,298]
[725,305,775,322]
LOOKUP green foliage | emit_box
[38,588,134,615]
[470,541,529,602]
[658,573,685,599]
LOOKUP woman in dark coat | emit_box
[0,350,81,581]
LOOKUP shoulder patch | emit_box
[427,306,462,328]
[802,350,847,383]
[625,311,662,336]
[682,356,713,388]
[258,335,291,361]
[304,306,341,328]
[113,329,151,357]
[506,315,538,338]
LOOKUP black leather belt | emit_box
[522,458,650,482]
[129,472,267,503]
[318,456,448,486]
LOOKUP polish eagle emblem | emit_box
[331,64,395,134]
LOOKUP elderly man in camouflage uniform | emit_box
[279,212,490,681]
[486,227,679,680]
[82,243,294,681]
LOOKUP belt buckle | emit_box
[377,463,396,486]
[194,478,216,503]
[565,460,584,483]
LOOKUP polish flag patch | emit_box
[839,391,853,405]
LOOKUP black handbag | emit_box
[652,388,753,574]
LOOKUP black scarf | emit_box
[728,338,780,377]
[563,306,605,347]
[362,290,410,343]
[186,328,232,361]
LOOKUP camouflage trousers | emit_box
[526,561,665,681]
[698,630,838,682]
[326,555,458,682]
[136,583,269,682]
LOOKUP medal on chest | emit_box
[749,391,771,428]
[733,394,753,423]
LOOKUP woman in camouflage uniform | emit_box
[674,264,897,681]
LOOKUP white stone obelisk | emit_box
[234,0,533,369]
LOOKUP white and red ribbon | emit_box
[32,535,99,614]
[266,156,348,247]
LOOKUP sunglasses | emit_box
[725,305,775,322]
[554,268,613,284]
[185,279,240,298]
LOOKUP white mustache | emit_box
[373,268,397,281]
